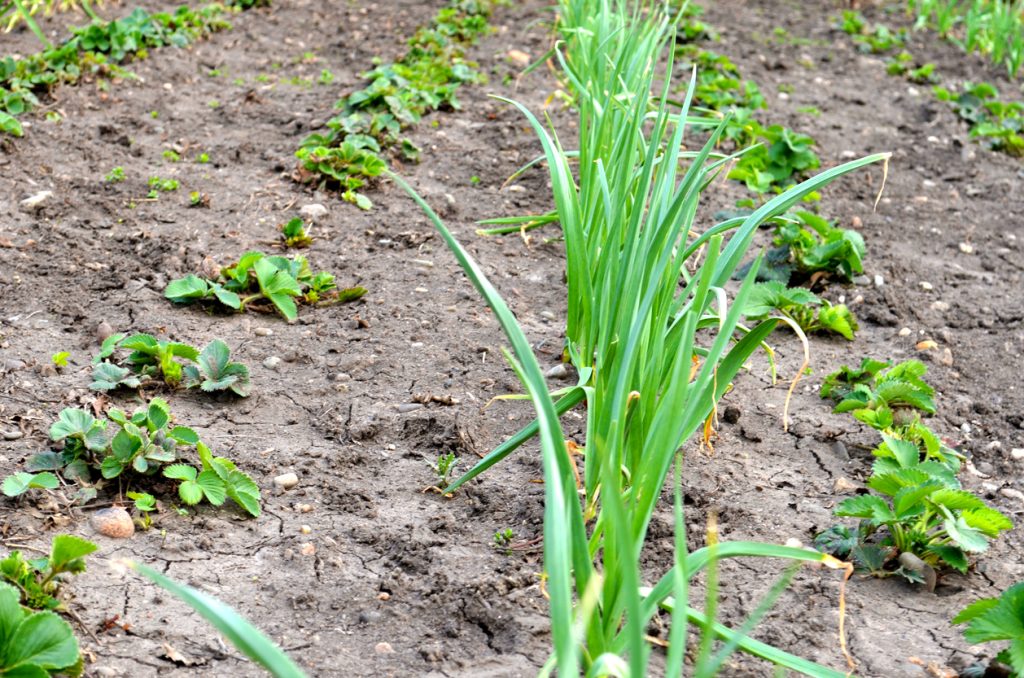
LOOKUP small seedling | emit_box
[162,149,181,162]
[105,166,125,183]
[91,334,250,396]
[128,491,157,529]
[52,351,70,367]
[743,281,859,340]
[493,528,514,549]
[4,400,261,517]
[821,359,936,430]
[165,251,366,322]
[433,452,457,489]
[196,152,210,163]
[280,217,312,248]
[189,191,210,207]
[318,69,335,85]
[207,99,220,108]
[0,534,97,612]
[148,176,179,192]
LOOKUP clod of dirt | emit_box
[90,507,134,538]
[273,472,299,490]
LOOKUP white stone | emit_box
[299,204,328,220]
[20,190,52,210]
[273,472,299,490]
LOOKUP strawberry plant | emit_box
[0,580,80,675]
[954,583,1024,677]
[816,433,1012,581]
[165,251,365,322]
[935,82,1024,157]
[295,0,499,208]
[821,358,937,429]
[770,211,865,282]
[4,400,261,516]
[730,124,821,193]
[182,339,251,397]
[90,334,250,396]
[0,534,97,612]
[743,281,859,340]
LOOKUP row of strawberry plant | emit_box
[293,0,501,209]
[0,0,266,137]
[839,9,1024,157]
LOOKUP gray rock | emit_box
[300,204,328,220]
[263,356,282,370]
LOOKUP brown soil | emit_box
[0,1,1021,677]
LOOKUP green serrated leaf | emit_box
[197,471,227,505]
[178,480,203,505]
[163,464,197,482]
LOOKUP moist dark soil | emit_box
[1,1,1022,677]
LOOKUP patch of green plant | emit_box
[909,0,1024,78]
[885,50,938,83]
[4,400,261,516]
[821,358,938,429]
[433,452,457,489]
[953,583,1024,676]
[0,534,96,612]
[0,580,81,675]
[729,124,821,193]
[165,251,365,321]
[743,281,859,340]
[774,210,866,281]
[935,82,1024,157]
[838,11,906,54]
[280,217,312,247]
[104,166,125,182]
[147,176,179,194]
[128,490,157,528]
[162,149,180,162]
[0,2,266,137]
[295,0,499,208]
[51,351,70,367]
[91,334,251,396]
[816,433,1012,581]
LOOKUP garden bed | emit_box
[0,0,1021,675]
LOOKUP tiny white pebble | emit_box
[959,242,974,254]
[898,327,912,337]
[920,281,933,291]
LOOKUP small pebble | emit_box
[20,190,52,210]
[254,327,273,337]
[263,356,282,370]
[4,359,26,371]
[273,472,299,490]
[545,364,569,379]
[299,525,312,535]
[898,327,912,337]
[851,275,870,286]
[834,477,858,493]
[375,642,395,654]
[1010,448,1024,461]
[919,281,933,291]
[930,301,950,312]
[296,503,314,513]
[396,403,423,413]
[299,543,316,556]
[2,430,23,441]
[97,321,114,342]
[722,405,741,424]
[91,507,134,539]
[959,242,974,254]
[939,348,953,366]
[784,538,802,548]
[1001,488,1024,502]
[299,203,328,220]
[873,274,884,287]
